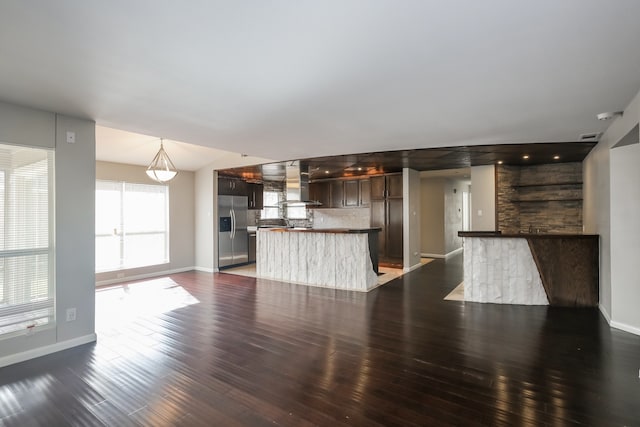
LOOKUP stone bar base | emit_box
[257,230,378,291]
[463,237,549,305]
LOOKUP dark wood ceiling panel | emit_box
[217,142,597,182]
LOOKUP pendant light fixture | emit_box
[146,138,178,183]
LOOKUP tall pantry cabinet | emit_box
[370,174,403,262]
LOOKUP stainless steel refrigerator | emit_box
[218,195,249,268]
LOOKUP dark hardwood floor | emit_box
[1,255,640,426]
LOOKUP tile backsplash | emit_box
[311,208,370,229]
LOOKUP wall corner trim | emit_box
[403,262,423,273]
[598,303,611,324]
[0,333,97,368]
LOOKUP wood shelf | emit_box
[512,198,583,203]
[512,182,582,188]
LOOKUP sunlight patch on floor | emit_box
[95,278,200,328]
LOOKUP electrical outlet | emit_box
[66,131,76,143]
[66,308,76,322]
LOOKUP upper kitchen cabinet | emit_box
[309,181,331,208]
[371,174,403,199]
[359,179,370,207]
[310,178,370,208]
[330,180,344,208]
[218,176,248,196]
[343,180,359,207]
[247,182,264,210]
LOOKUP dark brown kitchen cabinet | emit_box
[371,174,402,199]
[371,176,386,200]
[310,178,370,209]
[309,181,331,208]
[218,177,247,196]
[359,179,370,207]
[248,233,256,262]
[386,198,403,258]
[387,174,403,198]
[371,199,386,256]
[330,180,344,208]
[247,183,263,210]
[370,174,403,263]
[343,180,359,207]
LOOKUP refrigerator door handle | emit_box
[230,208,236,239]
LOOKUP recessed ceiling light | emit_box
[325,170,330,174]
[523,155,529,160]
[497,160,503,165]
[357,167,362,171]
[553,155,560,160]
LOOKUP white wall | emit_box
[610,142,640,333]
[444,179,468,254]
[420,178,445,255]
[0,101,96,367]
[584,87,640,335]
[470,165,496,231]
[95,161,195,285]
[403,168,421,271]
[195,167,215,271]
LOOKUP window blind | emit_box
[0,143,54,338]
[96,180,169,272]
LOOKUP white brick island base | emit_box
[257,229,379,292]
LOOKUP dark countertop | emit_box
[259,227,382,234]
[458,231,598,239]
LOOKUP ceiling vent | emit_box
[579,132,602,141]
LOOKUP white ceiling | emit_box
[95,125,270,171]
[1,1,639,163]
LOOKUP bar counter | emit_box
[458,231,599,307]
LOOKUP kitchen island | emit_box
[458,231,599,307]
[257,228,381,291]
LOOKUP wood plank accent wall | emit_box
[496,163,583,233]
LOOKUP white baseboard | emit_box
[194,266,215,273]
[421,247,463,260]
[445,247,463,258]
[421,252,445,259]
[610,320,640,336]
[598,303,611,324]
[0,333,97,368]
[598,305,640,336]
[403,262,423,273]
[95,266,196,287]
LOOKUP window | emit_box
[96,180,169,272]
[260,191,280,219]
[0,143,54,338]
